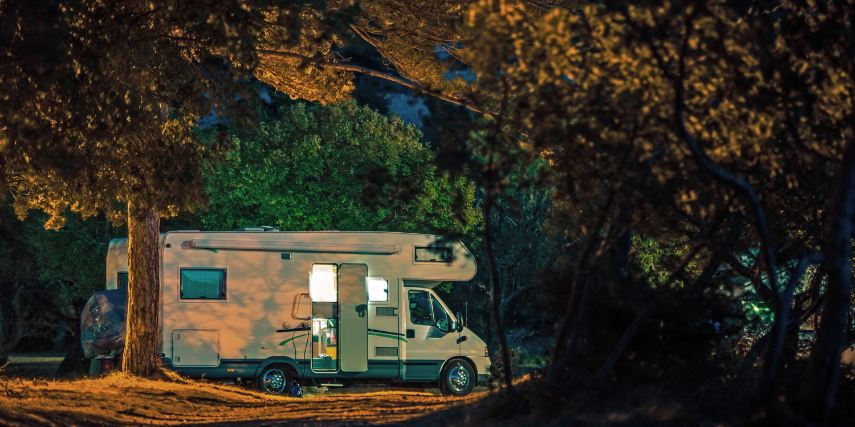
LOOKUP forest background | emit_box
[2,0,855,425]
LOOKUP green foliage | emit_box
[441,1,855,398]
[744,300,774,325]
[0,197,114,357]
[0,0,362,226]
[199,101,482,240]
[434,282,454,294]
[630,233,704,288]
[0,199,108,303]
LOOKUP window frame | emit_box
[178,267,228,302]
[407,289,434,326]
[430,294,452,332]
[413,245,453,264]
[310,263,338,303]
[366,276,390,304]
[407,289,457,329]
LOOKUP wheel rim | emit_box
[261,368,287,394]
[448,365,470,392]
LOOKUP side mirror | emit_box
[456,312,465,331]
[449,320,458,332]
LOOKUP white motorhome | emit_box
[105,229,490,396]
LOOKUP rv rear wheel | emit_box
[256,365,292,395]
[439,359,476,397]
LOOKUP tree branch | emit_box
[625,6,779,305]
[756,251,824,404]
[547,184,617,381]
[500,284,536,319]
[595,200,729,381]
[256,49,497,120]
[621,7,675,82]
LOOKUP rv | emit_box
[104,229,490,396]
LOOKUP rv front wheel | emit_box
[439,359,475,397]
[256,365,292,395]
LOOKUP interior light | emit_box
[367,277,389,302]
[310,265,337,302]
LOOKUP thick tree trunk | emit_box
[798,137,855,423]
[123,202,161,376]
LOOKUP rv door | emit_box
[339,264,368,372]
[403,290,461,380]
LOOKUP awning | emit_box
[188,239,399,254]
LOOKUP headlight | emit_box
[485,346,489,357]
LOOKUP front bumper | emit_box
[467,356,491,385]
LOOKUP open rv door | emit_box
[339,264,368,372]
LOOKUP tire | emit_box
[256,365,292,395]
[439,359,476,397]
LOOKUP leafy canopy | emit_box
[199,101,482,241]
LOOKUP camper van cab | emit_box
[105,230,490,396]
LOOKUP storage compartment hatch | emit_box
[172,329,220,367]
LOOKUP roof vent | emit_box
[234,226,279,232]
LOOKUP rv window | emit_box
[431,295,451,332]
[408,290,433,325]
[117,272,128,290]
[367,278,388,302]
[414,247,452,263]
[310,264,337,302]
[180,269,226,300]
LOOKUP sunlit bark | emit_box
[123,202,160,376]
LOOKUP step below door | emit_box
[172,329,220,367]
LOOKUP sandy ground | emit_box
[0,356,728,427]
[0,355,491,427]
[0,371,490,427]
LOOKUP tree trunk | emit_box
[798,136,855,423]
[52,321,68,353]
[123,202,161,376]
[56,332,88,376]
[755,252,822,408]
[484,192,514,390]
[56,298,89,377]
[0,284,25,362]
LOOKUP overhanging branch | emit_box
[256,49,497,120]
[624,8,779,303]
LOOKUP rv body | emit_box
[105,230,490,394]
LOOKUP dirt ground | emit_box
[0,352,496,426]
[0,370,490,427]
[0,353,726,426]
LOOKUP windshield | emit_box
[408,290,455,331]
